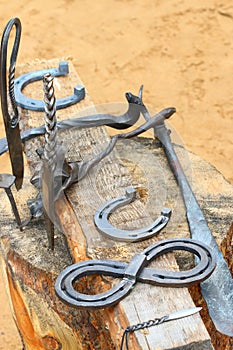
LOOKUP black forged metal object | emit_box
[0,17,24,190]
[143,110,233,336]
[14,61,85,111]
[27,107,176,221]
[94,186,172,242]
[0,86,146,155]
[55,238,216,309]
[120,307,202,350]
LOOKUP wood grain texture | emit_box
[1,58,231,349]
[116,137,233,349]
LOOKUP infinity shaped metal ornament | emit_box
[94,187,172,242]
[14,61,85,111]
[55,238,216,309]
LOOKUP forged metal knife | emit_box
[121,307,202,349]
[151,114,233,336]
[0,18,24,190]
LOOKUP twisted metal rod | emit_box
[120,307,201,350]
[42,72,58,250]
[8,64,18,126]
[120,315,168,350]
[43,73,58,170]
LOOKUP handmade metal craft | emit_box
[94,186,172,242]
[0,18,24,189]
[41,73,59,250]
[55,238,215,309]
[142,108,233,336]
[120,307,202,350]
[28,107,176,220]
[14,61,85,111]
[0,86,145,155]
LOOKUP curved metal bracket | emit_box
[94,187,172,242]
[14,61,85,111]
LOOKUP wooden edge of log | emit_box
[188,222,233,350]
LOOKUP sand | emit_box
[0,1,232,348]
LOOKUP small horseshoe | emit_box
[94,187,172,242]
[14,61,85,111]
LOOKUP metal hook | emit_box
[14,61,85,111]
[94,187,172,242]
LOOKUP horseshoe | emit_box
[55,238,216,309]
[14,61,85,111]
[94,187,172,242]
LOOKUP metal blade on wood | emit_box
[153,119,233,336]
[42,162,55,249]
[120,306,202,349]
[166,307,202,322]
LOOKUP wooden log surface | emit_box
[0,58,232,349]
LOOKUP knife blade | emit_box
[165,307,202,322]
[42,161,55,250]
[153,119,233,336]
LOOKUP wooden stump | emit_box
[0,58,232,349]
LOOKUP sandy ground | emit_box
[0,0,232,349]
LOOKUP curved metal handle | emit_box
[55,238,216,309]
[0,17,21,125]
[94,187,172,242]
